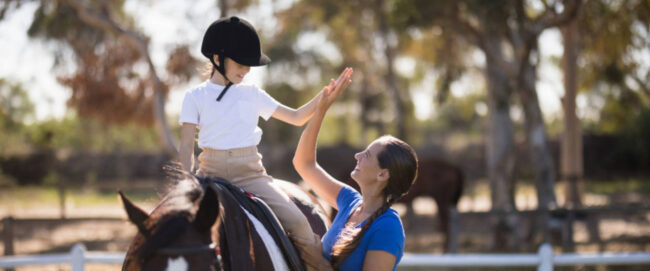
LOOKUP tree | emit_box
[559,0,649,208]
[560,11,583,208]
[579,0,650,131]
[0,79,34,155]
[0,0,212,156]
[393,0,581,250]
[0,79,34,128]
[273,0,416,145]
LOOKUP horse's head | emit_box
[120,177,221,271]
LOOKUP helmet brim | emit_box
[231,54,271,67]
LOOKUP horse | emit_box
[120,171,330,271]
[316,144,464,251]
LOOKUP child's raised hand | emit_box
[318,67,353,111]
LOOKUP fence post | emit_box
[71,243,86,271]
[58,179,66,219]
[564,207,575,251]
[2,217,15,271]
[538,243,553,271]
[448,206,459,253]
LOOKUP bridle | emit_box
[156,242,217,255]
[152,242,221,271]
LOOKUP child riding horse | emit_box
[120,171,329,271]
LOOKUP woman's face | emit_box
[351,139,385,185]
[224,58,251,84]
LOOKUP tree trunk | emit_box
[219,0,229,18]
[561,18,583,207]
[518,51,557,211]
[483,34,520,251]
[359,75,372,146]
[376,0,406,140]
[150,62,178,156]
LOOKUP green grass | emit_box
[584,178,650,195]
[0,185,160,213]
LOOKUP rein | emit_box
[156,242,217,255]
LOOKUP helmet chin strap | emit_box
[211,54,234,102]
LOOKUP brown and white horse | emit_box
[120,173,329,271]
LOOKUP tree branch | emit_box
[631,73,650,97]
[508,1,526,59]
[530,0,582,35]
[513,0,581,88]
[62,0,145,48]
[540,0,555,16]
[446,1,485,49]
[62,0,178,155]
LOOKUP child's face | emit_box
[225,58,251,84]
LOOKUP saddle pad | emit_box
[205,177,306,271]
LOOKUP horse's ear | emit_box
[119,191,150,234]
[194,186,219,232]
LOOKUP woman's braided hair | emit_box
[330,135,418,267]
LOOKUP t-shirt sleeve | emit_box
[336,185,361,211]
[366,216,405,259]
[256,88,280,121]
[179,91,199,125]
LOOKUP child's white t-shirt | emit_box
[179,81,280,150]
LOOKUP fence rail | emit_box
[1,243,649,271]
[401,244,650,270]
[0,244,124,270]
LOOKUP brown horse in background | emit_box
[317,144,464,251]
[120,171,329,271]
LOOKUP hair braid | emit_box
[330,196,399,267]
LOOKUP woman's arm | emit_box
[362,251,397,271]
[179,123,197,173]
[293,68,353,208]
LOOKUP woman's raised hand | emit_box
[318,67,353,112]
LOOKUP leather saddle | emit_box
[199,176,305,271]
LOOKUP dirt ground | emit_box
[1,194,650,271]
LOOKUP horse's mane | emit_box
[135,164,205,260]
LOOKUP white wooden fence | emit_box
[400,244,650,270]
[0,244,124,270]
[1,243,649,270]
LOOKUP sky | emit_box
[0,0,568,123]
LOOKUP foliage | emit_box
[22,116,162,152]
[433,93,486,132]
[2,114,162,156]
[579,0,650,132]
[272,0,418,141]
[0,0,647,157]
[26,1,154,125]
[0,79,34,155]
[0,79,34,128]
[392,0,472,105]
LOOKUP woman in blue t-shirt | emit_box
[292,77,419,271]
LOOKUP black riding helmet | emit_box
[201,16,271,101]
[201,16,270,101]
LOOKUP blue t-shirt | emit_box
[321,185,405,271]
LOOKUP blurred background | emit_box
[0,0,649,270]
